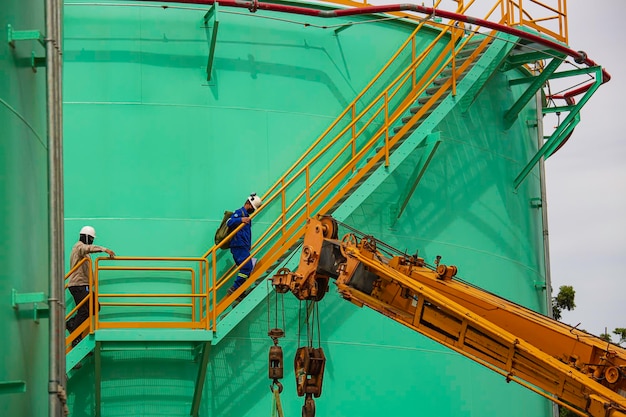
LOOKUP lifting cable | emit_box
[267,278,285,395]
[270,386,284,417]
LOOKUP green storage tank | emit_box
[3,0,603,416]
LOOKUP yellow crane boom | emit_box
[271,216,626,417]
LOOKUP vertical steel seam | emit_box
[46,0,65,415]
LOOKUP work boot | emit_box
[227,287,246,303]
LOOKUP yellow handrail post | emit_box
[351,104,356,166]
[451,29,456,97]
[91,258,97,333]
[281,179,286,235]
[305,165,311,218]
[384,90,389,167]
[191,266,196,324]
[211,251,217,332]
[411,36,416,88]
[205,258,210,330]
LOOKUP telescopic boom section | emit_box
[271,216,626,417]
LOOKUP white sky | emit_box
[364,0,625,337]
[544,1,626,338]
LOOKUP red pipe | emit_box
[153,0,610,98]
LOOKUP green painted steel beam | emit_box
[11,288,47,306]
[66,334,96,375]
[543,105,575,114]
[95,342,102,417]
[191,342,211,417]
[334,34,518,222]
[503,50,554,71]
[546,66,599,81]
[509,75,536,86]
[514,66,603,189]
[334,23,353,35]
[394,132,440,224]
[545,113,580,159]
[11,289,49,322]
[204,4,219,81]
[504,56,564,128]
[7,24,44,47]
[458,33,518,113]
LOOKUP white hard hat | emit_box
[79,226,96,238]
[248,193,263,210]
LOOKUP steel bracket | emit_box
[529,198,542,208]
[0,380,26,395]
[12,289,49,323]
[7,24,45,48]
[7,24,46,72]
[203,5,220,81]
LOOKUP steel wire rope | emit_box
[266,278,286,333]
[68,1,415,30]
[333,218,570,322]
[315,301,322,348]
[266,240,302,333]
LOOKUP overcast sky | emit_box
[365,0,625,338]
[544,1,626,338]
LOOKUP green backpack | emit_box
[214,210,234,249]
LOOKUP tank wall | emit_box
[62,1,433,321]
[353,69,547,307]
[62,2,551,417]
[0,1,50,416]
[62,1,423,258]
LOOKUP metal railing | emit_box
[63,0,569,339]
[201,4,512,327]
[64,256,211,349]
[312,0,567,43]
[64,257,94,351]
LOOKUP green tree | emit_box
[613,328,626,345]
[599,332,612,342]
[552,285,576,320]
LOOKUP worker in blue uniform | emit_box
[226,193,263,299]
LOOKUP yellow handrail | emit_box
[64,257,94,349]
[64,255,213,346]
[204,12,507,322]
[62,0,568,338]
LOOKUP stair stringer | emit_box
[211,253,302,345]
[211,33,519,343]
[66,333,96,376]
[333,33,518,220]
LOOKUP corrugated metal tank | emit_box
[3,0,553,416]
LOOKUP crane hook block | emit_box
[269,345,284,380]
[294,347,326,398]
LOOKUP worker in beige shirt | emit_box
[66,225,115,345]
